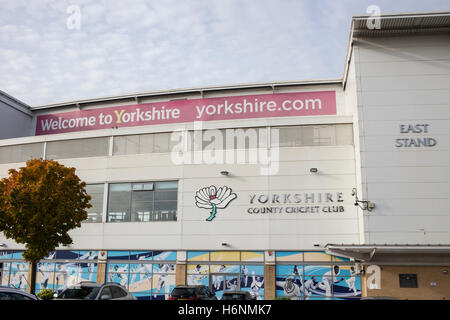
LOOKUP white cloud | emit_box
[0,0,449,106]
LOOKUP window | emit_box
[113,132,177,155]
[0,143,44,164]
[46,137,109,159]
[85,184,104,223]
[0,292,34,300]
[399,274,418,288]
[107,181,178,222]
[100,286,113,299]
[273,124,353,147]
[111,286,128,298]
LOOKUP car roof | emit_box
[174,285,205,288]
[66,281,102,288]
[0,287,38,299]
[64,282,127,289]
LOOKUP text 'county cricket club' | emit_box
[195,186,237,221]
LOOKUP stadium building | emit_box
[1,11,450,300]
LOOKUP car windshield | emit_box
[58,286,100,300]
[171,288,196,297]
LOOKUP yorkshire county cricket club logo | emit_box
[195,186,237,221]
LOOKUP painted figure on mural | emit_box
[302,276,318,299]
[242,265,249,287]
[56,264,71,290]
[188,264,206,285]
[113,264,128,287]
[38,262,51,289]
[79,251,97,282]
[212,265,226,290]
[318,265,345,299]
[250,271,264,300]
[345,266,359,296]
[11,263,27,289]
[226,277,238,291]
[154,263,174,299]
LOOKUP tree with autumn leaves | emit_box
[0,159,91,294]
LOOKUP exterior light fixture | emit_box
[351,188,375,212]
[220,171,229,176]
[221,243,228,247]
[0,243,6,248]
[310,168,318,173]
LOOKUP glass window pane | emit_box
[317,125,336,145]
[153,133,170,153]
[301,126,320,146]
[336,124,353,145]
[46,137,109,159]
[132,190,153,202]
[153,201,177,221]
[274,126,301,147]
[113,135,139,155]
[108,184,131,222]
[154,191,177,201]
[0,143,44,164]
[132,202,153,222]
[139,134,154,154]
[155,181,178,190]
[85,184,104,223]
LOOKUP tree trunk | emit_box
[30,261,37,295]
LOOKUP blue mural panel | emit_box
[130,251,152,261]
[153,251,176,261]
[107,251,130,260]
[9,262,29,289]
[187,251,209,261]
[242,274,265,300]
[332,276,362,299]
[0,250,12,260]
[275,275,303,300]
[11,251,24,260]
[37,262,55,290]
[55,250,79,260]
[276,264,303,276]
[151,274,175,300]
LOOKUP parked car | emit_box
[54,282,136,300]
[221,291,255,300]
[168,285,217,300]
[0,286,39,300]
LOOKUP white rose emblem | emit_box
[195,186,237,221]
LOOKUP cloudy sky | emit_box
[0,0,449,106]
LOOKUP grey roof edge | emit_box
[31,79,343,110]
[351,10,450,20]
[0,89,33,116]
[325,244,450,249]
[343,11,450,89]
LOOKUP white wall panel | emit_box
[354,35,450,245]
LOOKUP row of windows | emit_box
[86,181,178,223]
[0,124,353,163]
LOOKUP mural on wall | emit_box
[106,250,176,300]
[6,262,29,289]
[0,250,98,292]
[43,251,98,292]
[195,186,237,221]
[187,250,266,300]
[276,264,361,300]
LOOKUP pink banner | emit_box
[35,91,336,135]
